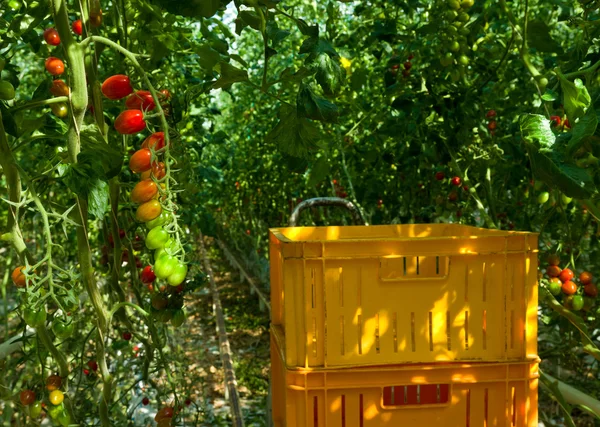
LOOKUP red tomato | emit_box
[20,390,36,406]
[584,283,598,298]
[564,119,571,129]
[559,268,574,283]
[141,132,166,151]
[486,110,497,118]
[403,61,412,70]
[136,200,162,222]
[488,120,497,130]
[72,20,83,36]
[561,280,577,295]
[12,266,27,288]
[129,148,153,173]
[50,80,70,97]
[140,162,166,180]
[125,90,156,111]
[122,331,132,341]
[102,75,133,100]
[580,271,593,285]
[46,374,62,391]
[115,110,146,134]
[45,57,65,75]
[43,28,60,46]
[141,266,156,283]
[155,407,174,422]
[87,360,98,372]
[549,115,561,126]
[546,265,561,277]
[435,171,445,181]
[142,397,150,406]
[131,179,158,203]
[448,191,458,202]
[451,176,461,186]
[547,254,560,266]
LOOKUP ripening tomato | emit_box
[140,162,166,180]
[20,390,36,406]
[43,28,61,46]
[580,271,593,285]
[115,110,146,134]
[548,277,562,296]
[52,318,74,339]
[435,171,445,181]
[46,374,62,391]
[130,148,152,173]
[51,103,68,118]
[72,19,83,35]
[141,265,156,283]
[146,211,170,230]
[159,89,171,99]
[125,90,156,111]
[141,132,166,151]
[23,307,47,328]
[549,115,561,127]
[146,227,169,250]
[559,268,574,283]
[131,179,158,203]
[155,254,177,279]
[101,75,133,100]
[486,110,497,118]
[448,191,458,202]
[584,283,598,298]
[451,176,461,186]
[12,266,27,288]
[157,418,173,427]
[90,9,103,27]
[45,57,65,75]
[155,407,175,422]
[29,401,42,417]
[547,254,560,266]
[488,120,497,131]
[50,80,70,97]
[136,200,162,222]
[151,294,168,310]
[561,280,577,295]
[167,262,188,286]
[49,390,64,406]
[171,309,186,327]
[546,265,561,277]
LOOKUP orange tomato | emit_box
[579,271,593,285]
[546,265,561,278]
[141,132,165,151]
[559,268,574,283]
[136,200,162,222]
[12,266,27,288]
[129,148,152,173]
[155,407,174,422]
[561,281,577,296]
[45,57,65,75]
[140,162,166,180]
[131,180,158,204]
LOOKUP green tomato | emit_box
[460,26,470,35]
[447,0,460,10]
[449,41,460,52]
[560,194,572,206]
[461,0,474,7]
[146,227,169,250]
[29,401,42,418]
[548,280,562,296]
[171,309,186,327]
[159,309,174,323]
[537,192,550,205]
[444,10,458,21]
[457,12,470,22]
[146,211,170,230]
[154,255,177,279]
[458,55,469,66]
[52,318,74,340]
[440,52,454,67]
[58,411,72,427]
[0,81,15,100]
[445,25,458,35]
[23,307,47,328]
[450,69,461,82]
[167,262,188,286]
[571,295,584,311]
[47,403,64,419]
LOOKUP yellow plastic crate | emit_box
[269,224,538,368]
[271,329,539,427]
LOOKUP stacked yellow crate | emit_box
[269,224,539,426]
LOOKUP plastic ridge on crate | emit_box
[269,224,539,369]
[270,329,540,427]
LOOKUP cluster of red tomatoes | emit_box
[333,179,348,198]
[485,109,497,135]
[390,53,414,79]
[19,374,70,425]
[434,171,467,202]
[549,115,571,130]
[544,254,597,312]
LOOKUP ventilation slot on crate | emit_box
[383,384,450,406]
[380,256,449,280]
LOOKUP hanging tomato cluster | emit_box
[544,254,597,312]
[19,374,71,425]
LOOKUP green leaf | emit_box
[266,20,290,47]
[557,72,591,123]
[314,53,345,96]
[527,20,562,53]
[297,84,339,123]
[567,106,598,157]
[299,37,338,58]
[296,19,319,37]
[152,0,221,18]
[229,54,249,68]
[541,89,558,102]
[211,62,248,89]
[279,66,312,83]
[197,44,221,70]
[239,10,264,31]
[88,179,109,219]
[266,104,321,158]
[32,79,52,101]
[519,114,556,150]
[307,156,330,187]
[0,104,18,137]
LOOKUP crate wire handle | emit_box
[289,197,367,227]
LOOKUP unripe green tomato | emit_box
[0,80,15,100]
[451,69,461,81]
[51,103,68,118]
[446,25,458,35]
[460,27,471,36]
[159,309,174,323]
[167,262,188,286]
[29,401,42,418]
[533,180,544,191]
[444,10,458,21]
[461,0,474,7]
[440,53,454,67]
[560,194,572,206]
[58,411,71,427]
[52,318,74,339]
[571,295,584,311]
[537,192,550,204]
[458,55,469,66]
[146,227,169,250]
[458,12,470,22]
[47,403,64,419]
[537,76,548,89]
[171,309,186,327]
[7,0,21,11]
[23,307,47,328]
[548,280,562,296]
[154,254,177,279]
[146,211,170,230]
[449,41,460,52]
[448,0,461,10]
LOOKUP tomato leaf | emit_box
[557,72,591,123]
[88,179,109,219]
[211,62,248,89]
[567,106,598,157]
[239,10,264,32]
[300,37,338,59]
[526,20,562,53]
[297,84,339,123]
[32,79,52,100]
[266,21,291,47]
[314,53,345,96]
[0,104,18,137]
[296,19,319,37]
[307,155,330,187]
[266,104,321,158]
[196,44,221,70]
[519,113,555,150]
[151,0,221,18]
